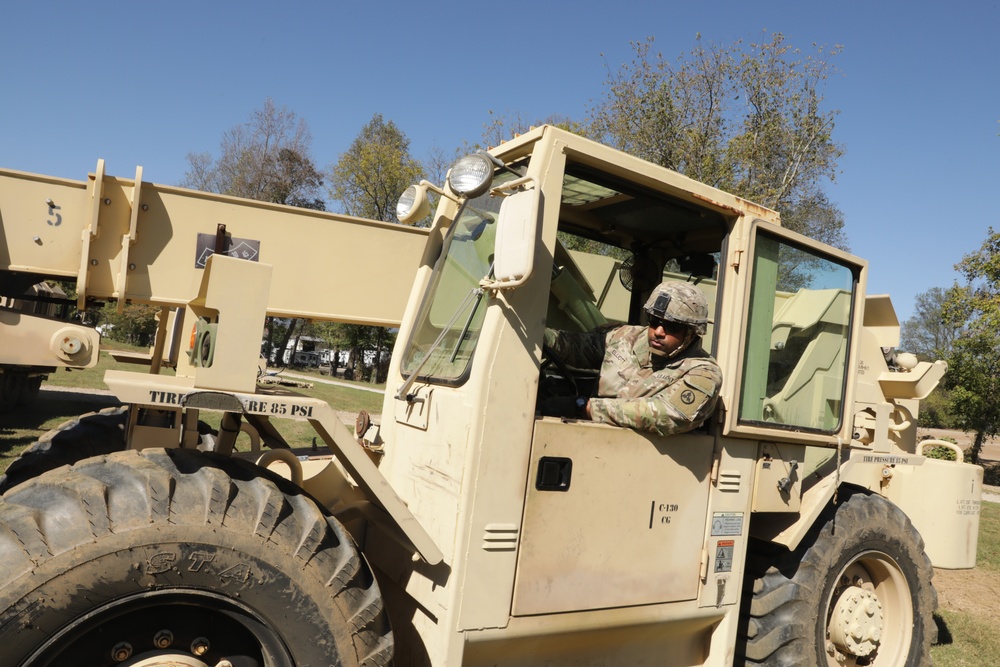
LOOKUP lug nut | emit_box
[111,642,132,661]
[153,629,174,648]
[191,637,211,656]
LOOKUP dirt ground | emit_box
[934,566,1000,619]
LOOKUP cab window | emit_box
[738,231,857,432]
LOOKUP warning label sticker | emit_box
[711,512,744,536]
[715,540,735,572]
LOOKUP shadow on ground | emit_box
[934,613,954,646]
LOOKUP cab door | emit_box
[511,419,714,615]
[724,221,867,444]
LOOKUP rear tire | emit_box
[741,491,936,666]
[0,448,392,667]
[0,406,128,493]
[0,371,23,410]
[13,374,43,406]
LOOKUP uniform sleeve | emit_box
[543,328,606,370]
[589,366,721,436]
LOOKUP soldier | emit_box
[540,280,722,436]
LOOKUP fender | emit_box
[104,368,444,566]
[748,455,865,550]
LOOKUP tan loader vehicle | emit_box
[0,126,983,666]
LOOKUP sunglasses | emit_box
[647,315,687,335]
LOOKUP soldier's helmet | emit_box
[643,281,709,336]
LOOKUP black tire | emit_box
[0,448,392,667]
[740,491,936,666]
[13,374,43,406]
[0,406,128,493]
[0,370,21,410]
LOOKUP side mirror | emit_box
[489,189,539,289]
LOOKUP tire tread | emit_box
[738,491,936,666]
[0,448,393,665]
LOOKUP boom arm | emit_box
[0,160,429,326]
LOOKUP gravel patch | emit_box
[38,386,120,405]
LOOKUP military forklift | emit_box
[0,126,982,666]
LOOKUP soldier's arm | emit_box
[543,328,606,369]
[588,367,721,436]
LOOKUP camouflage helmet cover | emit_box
[643,281,709,336]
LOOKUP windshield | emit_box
[399,173,520,383]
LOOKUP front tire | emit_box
[741,491,936,666]
[0,448,392,667]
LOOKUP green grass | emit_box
[932,609,1000,667]
[976,500,1000,572]
[930,502,1000,667]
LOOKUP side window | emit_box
[738,231,856,432]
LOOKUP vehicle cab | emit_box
[370,125,877,665]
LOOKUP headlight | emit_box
[396,184,429,224]
[447,153,494,198]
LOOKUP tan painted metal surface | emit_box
[0,308,99,368]
[0,162,429,325]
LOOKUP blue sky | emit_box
[2,1,998,322]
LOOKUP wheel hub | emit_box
[123,654,209,667]
[829,584,884,657]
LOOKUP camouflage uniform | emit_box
[544,324,722,436]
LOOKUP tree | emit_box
[269,148,326,210]
[182,98,325,209]
[481,109,591,150]
[326,114,421,381]
[899,286,960,429]
[327,113,423,222]
[900,286,959,360]
[589,33,846,247]
[182,99,326,365]
[942,227,1000,463]
[778,192,848,253]
[94,301,159,347]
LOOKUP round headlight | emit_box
[396,184,429,224]
[447,154,494,198]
